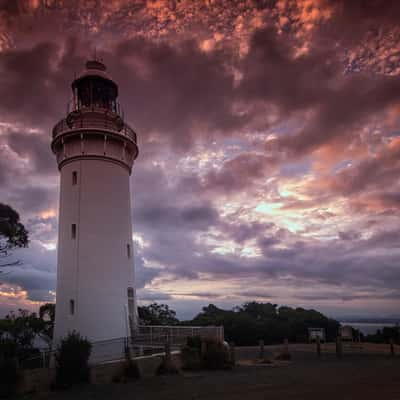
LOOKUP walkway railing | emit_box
[133,325,224,347]
[20,325,224,369]
[52,108,137,144]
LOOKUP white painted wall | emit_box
[54,157,135,342]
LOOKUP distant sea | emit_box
[340,321,396,335]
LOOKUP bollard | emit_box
[259,340,265,360]
[158,336,178,374]
[390,339,395,357]
[316,336,321,357]
[229,341,236,366]
[201,340,207,357]
[336,337,342,359]
[165,334,171,361]
[284,338,289,357]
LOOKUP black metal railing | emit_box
[67,99,124,119]
[52,115,137,143]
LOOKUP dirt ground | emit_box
[31,353,400,400]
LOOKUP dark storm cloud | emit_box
[225,221,274,244]
[137,289,172,302]
[134,248,164,289]
[239,27,400,157]
[201,152,279,195]
[293,290,400,302]
[135,202,219,231]
[6,186,57,215]
[26,216,58,242]
[108,37,243,150]
[1,0,400,314]
[2,266,56,302]
[5,130,54,175]
[328,141,400,196]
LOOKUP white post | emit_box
[124,304,130,338]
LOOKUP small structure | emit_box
[308,327,326,342]
[340,325,354,341]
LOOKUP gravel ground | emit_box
[31,353,400,400]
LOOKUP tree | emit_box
[39,303,56,343]
[0,203,29,269]
[0,309,45,361]
[138,303,179,325]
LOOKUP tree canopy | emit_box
[188,302,340,345]
[138,303,179,326]
[0,203,29,268]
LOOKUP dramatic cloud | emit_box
[0,0,399,319]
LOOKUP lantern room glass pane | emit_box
[76,77,117,112]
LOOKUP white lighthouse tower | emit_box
[51,60,139,343]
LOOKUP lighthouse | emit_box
[51,60,139,343]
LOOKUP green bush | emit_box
[55,331,91,389]
[0,339,19,397]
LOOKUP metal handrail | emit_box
[52,115,137,143]
[67,99,124,119]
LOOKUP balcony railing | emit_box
[67,99,125,119]
[52,113,137,143]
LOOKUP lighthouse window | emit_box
[127,244,131,258]
[71,224,77,239]
[69,299,75,315]
[72,171,78,185]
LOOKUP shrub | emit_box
[55,331,91,389]
[186,335,202,350]
[122,344,140,381]
[202,339,229,370]
[181,345,202,370]
[0,339,19,397]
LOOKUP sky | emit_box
[0,0,400,320]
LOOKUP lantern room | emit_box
[71,60,119,114]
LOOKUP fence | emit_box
[294,341,400,355]
[20,325,224,369]
[133,325,224,347]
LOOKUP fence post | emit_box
[390,339,395,357]
[283,338,289,358]
[201,340,207,357]
[229,342,236,366]
[336,337,342,359]
[165,337,171,362]
[259,340,264,360]
[316,336,321,357]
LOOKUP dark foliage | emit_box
[55,331,92,389]
[138,303,179,326]
[365,326,400,345]
[186,335,202,350]
[181,336,230,370]
[39,303,56,341]
[202,338,229,370]
[0,203,29,268]
[0,339,19,397]
[0,309,45,363]
[188,302,340,346]
[181,345,202,370]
